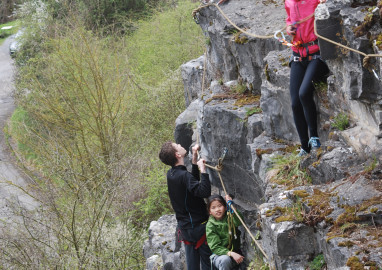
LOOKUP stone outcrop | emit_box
[144,215,186,270]
[144,0,382,269]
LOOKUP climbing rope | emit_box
[192,2,382,79]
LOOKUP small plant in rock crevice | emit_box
[364,156,377,173]
[230,83,247,94]
[308,254,326,270]
[245,106,262,117]
[331,112,349,131]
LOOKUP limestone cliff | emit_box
[144,0,382,269]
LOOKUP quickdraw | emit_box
[274,30,293,47]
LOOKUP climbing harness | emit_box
[178,229,207,249]
[291,54,322,62]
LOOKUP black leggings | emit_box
[289,55,329,152]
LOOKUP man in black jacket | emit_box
[159,141,212,270]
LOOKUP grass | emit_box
[331,112,349,131]
[308,254,326,270]
[270,153,312,188]
[9,107,39,163]
[246,106,262,117]
[0,20,20,45]
[126,0,204,87]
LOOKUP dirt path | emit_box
[0,36,37,221]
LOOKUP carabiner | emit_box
[274,30,285,42]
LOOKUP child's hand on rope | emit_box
[230,252,244,264]
[320,0,327,3]
[225,194,233,202]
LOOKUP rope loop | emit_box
[216,163,223,172]
[363,56,371,69]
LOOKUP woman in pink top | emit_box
[285,0,330,156]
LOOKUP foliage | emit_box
[12,0,51,65]
[0,19,19,44]
[126,0,204,86]
[8,28,148,269]
[9,107,38,162]
[313,81,327,93]
[32,0,173,33]
[247,248,270,270]
[273,198,304,223]
[331,112,349,131]
[246,106,262,117]
[230,83,247,94]
[132,163,172,226]
[308,254,326,270]
[364,156,377,173]
[270,153,312,188]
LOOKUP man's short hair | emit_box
[159,141,177,167]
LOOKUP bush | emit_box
[126,0,204,86]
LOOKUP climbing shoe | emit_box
[297,148,309,157]
[308,137,321,150]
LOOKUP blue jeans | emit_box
[289,52,329,152]
[181,224,212,270]
[210,254,240,270]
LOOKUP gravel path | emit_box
[0,36,37,221]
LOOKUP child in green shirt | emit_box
[206,194,244,270]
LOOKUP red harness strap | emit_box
[182,233,207,250]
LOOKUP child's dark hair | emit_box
[207,194,226,211]
[159,141,177,167]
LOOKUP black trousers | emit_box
[181,223,212,270]
[289,53,329,152]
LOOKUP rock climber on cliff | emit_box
[159,142,212,270]
[285,0,330,156]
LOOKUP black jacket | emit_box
[167,164,211,229]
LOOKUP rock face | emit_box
[144,0,382,269]
[143,215,186,270]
